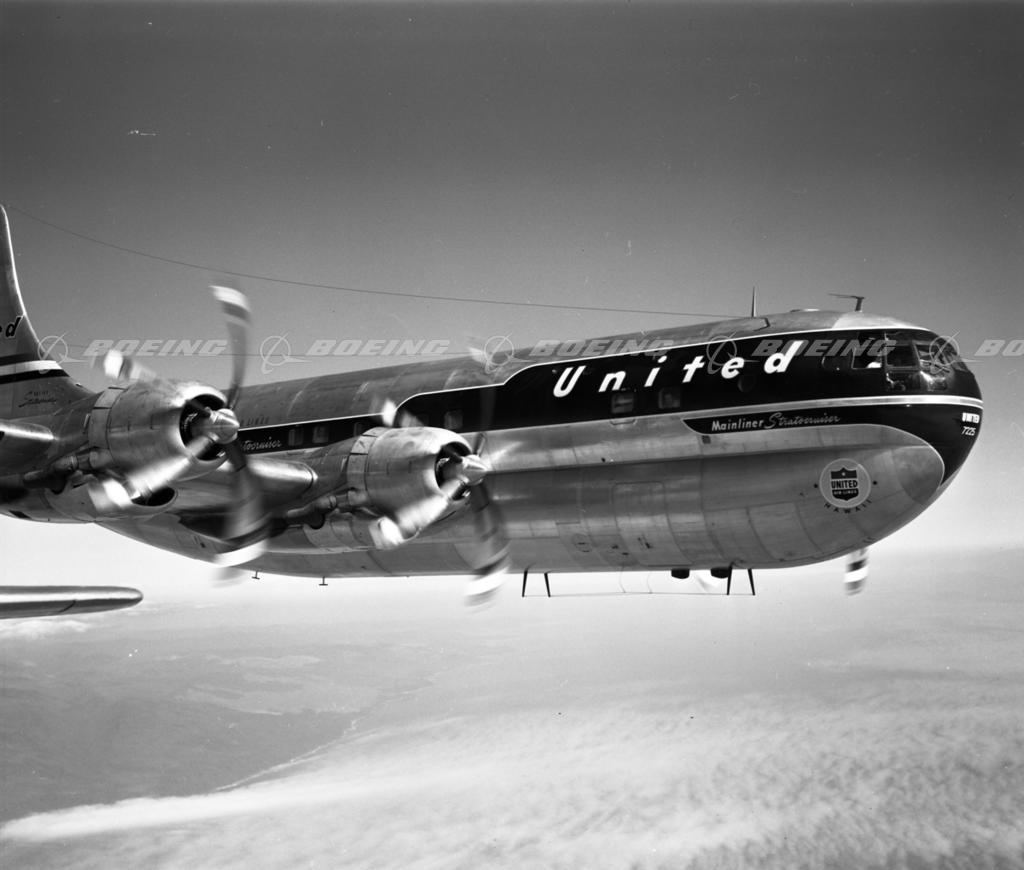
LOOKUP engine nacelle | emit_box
[86,380,229,475]
[343,426,471,517]
[267,426,474,554]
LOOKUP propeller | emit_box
[460,477,510,605]
[90,286,271,567]
[695,571,723,593]
[374,384,509,604]
[844,547,869,594]
[454,387,510,604]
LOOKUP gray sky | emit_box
[1,0,1021,548]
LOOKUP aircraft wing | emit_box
[0,586,143,619]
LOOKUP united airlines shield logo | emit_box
[819,459,871,509]
[829,467,860,502]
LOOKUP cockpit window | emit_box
[883,333,920,392]
[916,337,965,374]
[852,335,884,369]
[821,333,886,372]
[883,334,918,369]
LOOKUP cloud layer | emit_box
[4,552,1023,869]
[4,675,1023,870]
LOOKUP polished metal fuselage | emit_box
[99,309,982,579]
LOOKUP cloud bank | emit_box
[0,618,91,641]
[4,679,1023,870]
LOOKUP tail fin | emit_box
[0,205,90,419]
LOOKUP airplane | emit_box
[0,205,982,616]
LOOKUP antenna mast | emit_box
[829,293,866,312]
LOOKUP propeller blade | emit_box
[464,568,506,606]
[844,548,869,594]
[214,539,267,568]
[462,482,510,606]
[120,435,217,498]
[209,564,251,586]
[210,285,251,407]
[376,396,426,429]
[378,398,398,428]
[222,441,268,530]
[88,476,136,513]
[98,347,163,387]
[695,571,722,593]
[378,477,465,548]
[88,433,217,512]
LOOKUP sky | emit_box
[0,1,1022,867]
[0,0,1021,545]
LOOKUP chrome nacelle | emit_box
[86,380,228,475]
[342,425,471,517]
[268,425,473,553]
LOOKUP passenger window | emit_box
[287,427,304,447]
[443,409,464,431]
[312,424,329,444]
[611,391,635,415]
[657,387,681,410]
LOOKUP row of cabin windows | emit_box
[280,409,468,448]
[277,392,654,448]
[276,388,698,448]
[287,424,332,447]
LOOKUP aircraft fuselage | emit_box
[62,309,981,579]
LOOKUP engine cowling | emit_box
[343,426,472,517]
[272,425,475,553]
[86,380,230,475]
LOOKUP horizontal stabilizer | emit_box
[0,585,143,619]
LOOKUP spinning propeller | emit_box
[844,547,869,594]
[89,290,508,594]
[376,393,510,605]
[90,286,270,566]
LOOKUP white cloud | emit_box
[4,685,1024,870]
[0,618,91,640]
